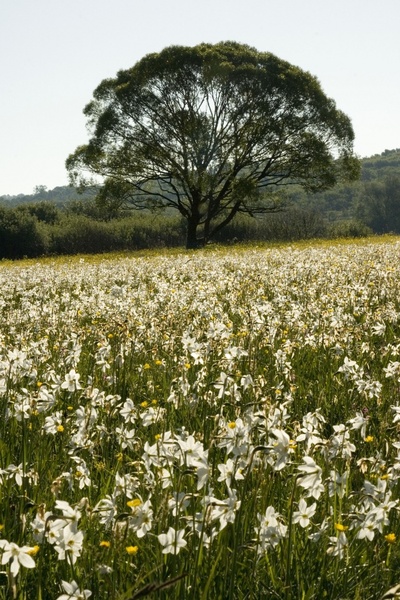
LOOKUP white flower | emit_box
[54,500,82,529]
[372,322,386,336]
[217,488,241,531]
[292,498,316,528]
[217,458,244,489]
[61,369,82,392]
[31,510,52,543]
[297,456,324,499]
[119,398,137,424]
[338,357,361,380]
[0,540,36,576]
[268,428,294,471]
[54,527,84,564]
[43,411,64,435]
[140,406,166,427]
[6,463,24,486]
[128,498,153,538]
[176,434,207,468]
[328,470,349,499]
[158,527,187,555]
[168,492,190,517]
[115,426,136,450]
[256,506,287,553]
[391,405,400,423]
[356,517,376,541]
[347,412,368,439]
[327,424,355,460]
[327,532,348,560]
[57,579,92,599]
[93,496,118,527]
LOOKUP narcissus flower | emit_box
[158,527,187,554]
[0,540,36,576]
[57,580,92,599]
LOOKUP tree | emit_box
[66,41,360,248]
[356,175,400,233]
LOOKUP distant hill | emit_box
[361,148,400,181]
[0,185,95,207]
[290,148,400,221]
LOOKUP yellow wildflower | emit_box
[127,499,142,508]
[126,545,139,555]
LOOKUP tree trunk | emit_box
[185,203,204,249]
[186,217,201,249]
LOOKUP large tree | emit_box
[66,41,360,248]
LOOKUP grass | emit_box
[1,236,400,598]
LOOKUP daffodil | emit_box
[292,498,316,528]
[158,527,187,555]
[0,540,36,576]
[57,580,92,600]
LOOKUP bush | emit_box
[327,219,373,238]
[216,207,327,243]
[0,207,49,258]
[47,213,185,256]
[16,201,60,224]
[49,215,123,255]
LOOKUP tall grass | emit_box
[0,239,400,598]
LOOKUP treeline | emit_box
[1,148,400,259]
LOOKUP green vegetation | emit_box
[1,240,400,598]
[66,41,358,248]
[1,148,399,260]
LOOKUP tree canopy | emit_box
[66,41,360,248]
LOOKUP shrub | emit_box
[327,219,373,238]
[216,208,327,243]
[0,207,49,258]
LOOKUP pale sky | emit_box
[1,0,399,196]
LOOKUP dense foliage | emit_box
[2,240,400,598]
[66,41,359,248]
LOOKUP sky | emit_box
[1,0,399,196]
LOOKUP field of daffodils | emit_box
[1,240,400,599]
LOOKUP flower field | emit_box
[2,240,400,599]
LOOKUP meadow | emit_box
[1,238,400,599]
